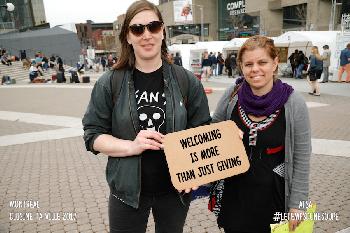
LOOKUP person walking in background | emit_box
[101,57,107,71]
[202,51,212,81]
[174,52,182,66]
[338,43,350,83]
[217,52,224,75]
[230,53,237,77]
[225,54,232,77]
[307,46,323,96]
[82,1,211,232]
[210,36,311,233]
[295,51,306,79]
[209,52,217,76]
[288,50,298,77]
[320,45,331,83]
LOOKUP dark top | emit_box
[340,48,350,66]
[202,58,212,67]
[230,56,237,68]
[218,104,286,233]
[295,53,305,66]
[133,67,175,195]
[209,55,217,64]
[309,55,323,71]
[174,56,182,66]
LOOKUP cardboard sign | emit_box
[164,120,250,190]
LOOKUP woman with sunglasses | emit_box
[210,36,311,233]
[82,1,211,233]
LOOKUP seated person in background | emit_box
[1,53,12,66]
[22,58,31,69]
[49,55,56,69]
[29,61,39,82]
[42,56,49,71]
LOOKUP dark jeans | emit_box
[109,192,190,233]
[218,64,224,75]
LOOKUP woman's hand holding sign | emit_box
[177,186,199,194]
[130,130,165,155]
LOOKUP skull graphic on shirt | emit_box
[138,105,165,132]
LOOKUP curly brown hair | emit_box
[237,35,279,78]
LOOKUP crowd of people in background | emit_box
[167,50,240,82]
[2,41,350,86]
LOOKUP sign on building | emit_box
[173,0,193,24]
[218,0,258,40]
[226,0,246,16]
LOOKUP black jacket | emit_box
[82,61,211,208]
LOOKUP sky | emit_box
[43,0,159,27]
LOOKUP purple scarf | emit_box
[236,78,294,117]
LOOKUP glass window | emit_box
[167,24,208,37]
[283,4,307,29]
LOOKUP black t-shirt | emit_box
[133,67,175,195]
[218,104,286,233]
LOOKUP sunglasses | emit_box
[129,21,164,37]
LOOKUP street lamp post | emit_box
[0,2,15,31]
[190,4,204,41]
[0,3,15,12]
[329,0,342,31]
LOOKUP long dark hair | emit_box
[114,0,168,70]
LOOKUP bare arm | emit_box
[93,130,164,157]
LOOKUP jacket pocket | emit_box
[106,157,120,189]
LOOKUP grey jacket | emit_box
[212,84,311,211]
[82,61,211,208]
[322,50,331,67]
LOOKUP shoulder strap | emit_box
[230,83,242,101]
[111,69,126,105]
[171,64,189,108]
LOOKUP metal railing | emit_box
[341,13,350,33]
[0,22,15,30]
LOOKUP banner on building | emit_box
[173,0,193,24]
[226,0,246,16]
[342,0,350,15]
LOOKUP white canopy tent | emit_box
[169,41,228,74]
[222,38,248,57]
[168,44,196,71]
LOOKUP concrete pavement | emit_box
[0,73,349,233]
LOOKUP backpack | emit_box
[2,75,11,85]
[111,64,189,108]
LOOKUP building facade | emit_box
[0,0,47,34]
[113,14,125,57]
[158,0,218,44]
[219,0,343,38]
[76,20,116,54]
[112,0,344,51]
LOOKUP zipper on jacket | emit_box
[128,80,137,135]
[164,79,175,132]
[128,79,141,208]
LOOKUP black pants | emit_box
[109,192,190,233]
